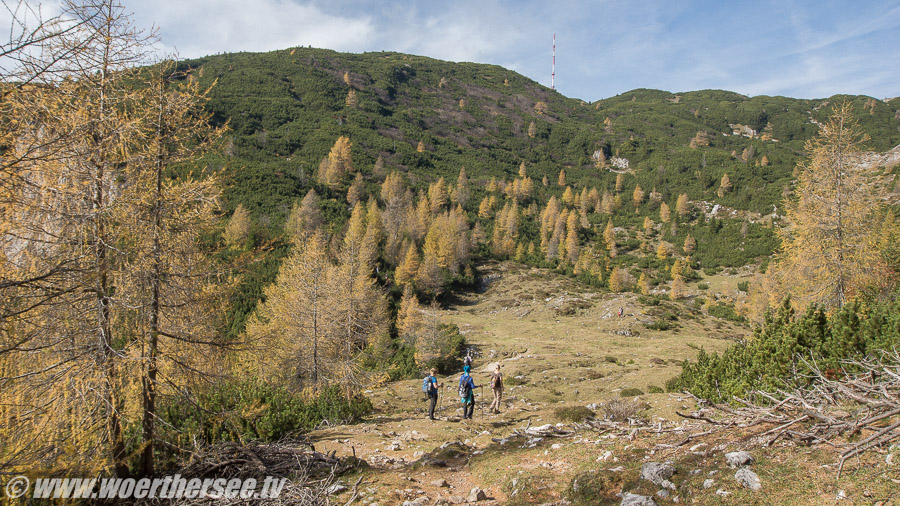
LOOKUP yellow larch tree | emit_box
[632,184,645,211]
[659,201,671,223]
[766,103,885,309]
[675,193,690,217]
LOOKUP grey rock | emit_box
[735,468,762,491]
[447,495,465,505]
[716,489,730,497]
[326,484,347,495]
[656,489,670,498]
[587,403,599,410]
[703,479,714,489]
[466,487,488,502]
[431,479,450,488]
[725,451,754,468]
[621,492,658,506]
[640,462,676,490]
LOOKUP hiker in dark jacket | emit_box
[425,368,443,420]
[459,365,477,419]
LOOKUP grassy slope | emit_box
[304,262,899,505]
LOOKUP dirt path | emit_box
[308,262,746,505]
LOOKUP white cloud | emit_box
[129,0,375,58]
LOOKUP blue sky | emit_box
[125,0,900,101]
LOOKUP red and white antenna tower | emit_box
[551,33,556,90]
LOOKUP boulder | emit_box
[735,468,762,491]
[725,451,754,468]
[466,487,488,502]
[431,479,450,488]
[640,462,676,490]
[621,492,657,506]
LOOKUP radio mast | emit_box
[551,33,556,90]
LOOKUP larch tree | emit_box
[347,171,364,205]
[126,60,227,475]
[718,173,732,198]
[246,232,333,389]
[452,167,469,206]
[285,189,323,241]
[224,204,252,248]
[670,273,686,300]
[675,193,690,217]
[632,184,644,211]
[1,1,229,476]
[659,201,671,223]
[683,234,697,254]
[565,211,580,265]
[558,169,566,187]
[603,218,616,251]
[769,103,884,309]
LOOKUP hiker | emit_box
[618,306,624,317]
[423,368,443,420]
[463,350,473,369]
[459,365,477,419]
[489,364,503,414]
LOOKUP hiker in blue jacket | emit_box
[459,365,477,419]
[424,368,443,420]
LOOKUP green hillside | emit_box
[186,47,900,222]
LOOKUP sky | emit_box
[20,0,900,101]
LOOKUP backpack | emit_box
[422,375,433,394]
[458,374,472,399]
[491,372,502,389]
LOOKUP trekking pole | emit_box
[479,385,485,418]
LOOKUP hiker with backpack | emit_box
[459,365,477,419]
[489,364,503,414]
[422,368,443,420]
[463,350,473,369]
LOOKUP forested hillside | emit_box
[183,47,900,342]
[187,47,900,222]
